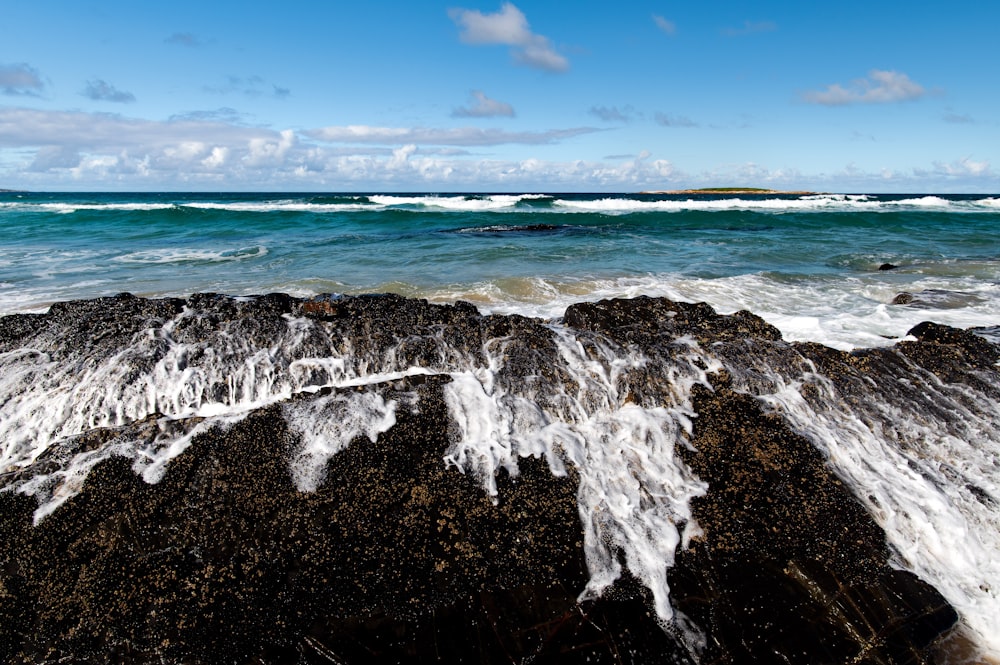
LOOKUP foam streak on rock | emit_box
[0,296,435,519]
[0,292,986,662]
[441,323,713,622]
[286,391,399,492]
[731,338,1000,656]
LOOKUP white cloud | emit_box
[2,107,995,193]
[450,3,529,44]
[82,79,136,103]
[163,141,207,161]
[244,129,296,166]
[306,124,599,146]
[28,146,81,172]
[653,15,676,36]
[388,144,417,170]
[924,157,991,178]
[0,106,267,151]
[0,107,664,189]
[452,91,515,118]
[202,146,229,169]
[449,3,569,72]
[0,106,604,189]
[0,62,45,96]
[803,70,927,106]
[0,106,298,185]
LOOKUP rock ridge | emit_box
[0,292,990,663]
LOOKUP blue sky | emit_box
[1,0,996,192]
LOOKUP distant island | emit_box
[640,187,818,195]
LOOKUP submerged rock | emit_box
[891,289,987,309]
[0,293,993,663]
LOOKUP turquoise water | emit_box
[2,191,998,348]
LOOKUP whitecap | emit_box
[38,203,177,214]
[113,246,268,264]
[369,194,533,211]
[182,200,375,213]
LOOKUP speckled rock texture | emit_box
[0,293,981,664]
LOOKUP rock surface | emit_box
[0,293,988,664]
[891,290,987,309]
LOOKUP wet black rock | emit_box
[0,293,985,664]
[891,290,987,309]
[564,296,783,346]
[672,380,956,664]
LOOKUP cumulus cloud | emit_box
[0,62,45,96]
[388,144,417,170]
[0,107,616,189]
[244,129,296,166]
[741,158,998,192]
[82,79,136,103]
[452,90,515,118]
[589,105,637,123]
[654,112,698,128]
[0,106,291,184]
[205,146,231,168]
[449,3,569,72]
[28,146,82,172]
[306,124,599,146]
[723,20,777,36]
[653,15,676,36]
[802,70,927,105]
[5,105,992,192]
[923,157,991,178]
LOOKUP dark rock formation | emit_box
[891,290,987,309]
[0,293,989,664]
[673,380,955,664]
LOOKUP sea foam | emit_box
[750,359,1000,656]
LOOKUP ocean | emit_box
[2,191,998,349]
[1,190,999,662]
